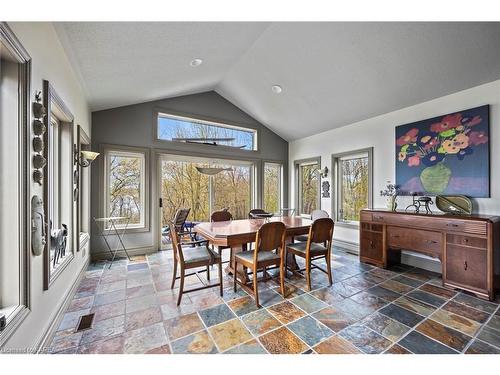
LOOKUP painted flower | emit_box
[452,133,469,149]
[469,131,488,145]
[398,151,407,162]
[397,128,419,146]
[457,147,473,160]
[467,115,482,127]
[441,139,460,154]
[422,152,444,166]
[408,155,421,167]
[430,113,462,133]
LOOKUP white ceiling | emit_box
[55,22,500,140]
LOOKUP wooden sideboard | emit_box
[359,209,500,301]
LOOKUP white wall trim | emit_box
[90,245,158,262]
[34,256,90,353]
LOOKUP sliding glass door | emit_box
[159,155,253,249]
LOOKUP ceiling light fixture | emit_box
[190,58,203,67]
[271,85,283,94]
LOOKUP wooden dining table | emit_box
[194,216,313,282]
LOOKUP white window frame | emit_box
[294,157,321,217]
[103,146,149,231]
[263,162,283,214]
[156,111,258,152]
[332,147,373,227]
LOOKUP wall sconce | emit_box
[317,166,328,178]
[74,145,99,167]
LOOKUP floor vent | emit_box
[75,313,94,332]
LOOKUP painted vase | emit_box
[420,162,452,194]
[387,196,397,211]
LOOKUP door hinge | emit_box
[159,198,163,208]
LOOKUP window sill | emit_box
[334,221,360,229]
[79,232,90,249]
[0,305,30,348]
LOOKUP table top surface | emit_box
[194,216,312,238]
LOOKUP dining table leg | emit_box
[285,236,299,271]
[225,243,249,283]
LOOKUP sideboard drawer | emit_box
[445,244,488,291]
[387,226,442,258]
[360,212,372,222]
[360,231,383,262]
[447,234,487,249]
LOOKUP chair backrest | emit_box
[173,208,190,230]
[211,209,233,222]
[255,221,286,254]
[280,208,295,217]
[168,221,184,263]
[248,208,268,219]
[311,209,329,221]
[308,217,334,244]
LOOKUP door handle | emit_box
[464,261,468,271]
[369,241,376,249]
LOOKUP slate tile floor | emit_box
[47,249,500,354]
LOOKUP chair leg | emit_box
[206,265,210,281]
[218,259,223,297]
[279,260,285,298]
[326,254,333,286]
[171,260,177,289]
[253,266,259,307]
[306,258,312,291]
[177,267,185,306]
[233,259,238,292]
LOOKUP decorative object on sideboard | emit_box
[31,195,46,256]
[405,193,433,214]
[317,166,329,178]
[436,195,473,215]
[380,181,400,211]
[32,91,47,186]
[322,180,330,198]
[50,223,68,268]
[395,105,490,197]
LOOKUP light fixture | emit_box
[271,85,283,94]
[317,166,328,178]
[190,58,203,67]
[195,167,232,176]
[74,145,100,168]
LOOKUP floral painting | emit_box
[395,105,490,197]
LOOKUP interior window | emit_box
[297,160,320,216]
[263,162,282,214]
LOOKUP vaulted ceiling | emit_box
[55,22,500,140]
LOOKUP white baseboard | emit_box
[35,256,90,353]
[90,245,157,261]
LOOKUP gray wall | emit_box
[91,90,289,256]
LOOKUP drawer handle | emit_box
[464,261,468,271]
[370,241,376,249]
[374,216,384,220]
[425,240,438,244]
[446,223,460,228]
[463,238,469,243]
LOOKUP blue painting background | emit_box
[395,105,490,198]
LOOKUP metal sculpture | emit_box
[31,195,46,256]
[405,193,433,214]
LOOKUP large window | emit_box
[295,158,320,216]
[333,148,373,223]
[157,112,257,151]
[263,162,282,214]
[104,148,148,229]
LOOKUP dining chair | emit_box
[295,209,329,243]
[169,221,223,305]
[280,208,295,217]
[248,208,269,219]
[285,217,334,291]
[210,209,233,222]
[163,208,192,242]
[233,221,286,307]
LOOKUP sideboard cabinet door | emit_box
[445,244,488,292]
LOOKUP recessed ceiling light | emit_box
[271,85,283,94]
[190,58,203,67]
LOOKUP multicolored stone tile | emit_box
[487,315,500,331]
[259,326,308,354]
[365,286,401,302]
[164,312,205,341]
[465,339,500,354]
[360,312,410,342]
[379,304,424,327]
[80,316,125,345]
[419,283,457,299]
[50,329,83,353]
[453,293,498,314]
[189,292,224,310]
[77,335,125,354]
[477,325,500,349]
[171,330,218,354]
[369,268,398,280]
[93,289,126,307]
[224,339,267,354]
[336,298,376,320]
[349,291,388,310]
[398,331,457,354]
[310,287,345,305]
[67,296,94,312]
[268,301,306,324]
[313,335,361,354]
[125,294,159,314]
[226,295,260,317]
[339,325,392,354]
[198,303,236,327]
[330,281,363,298]
[342,275,377,290]
[126,284,156,299]
[416,319,472,351]
[406,290,447,308]
[97,280,127,294]
[312,307,356,332]
[393,296,436,317]
[57,309,91,331]
[145,344,171,354]
[403,268,439,282]
[241,309,281,335]
[378,279,413,294]
[392,275,425,288]
[125,306,162,331]
[430,308,482,336]
[288,316,334,346]
[291,293,328,314]
[256,288,285,307]
[123,322,168,354]
[91,301,125,322]
[442,300,490,324]
[208,319,253,352]
[384,344,411,354]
